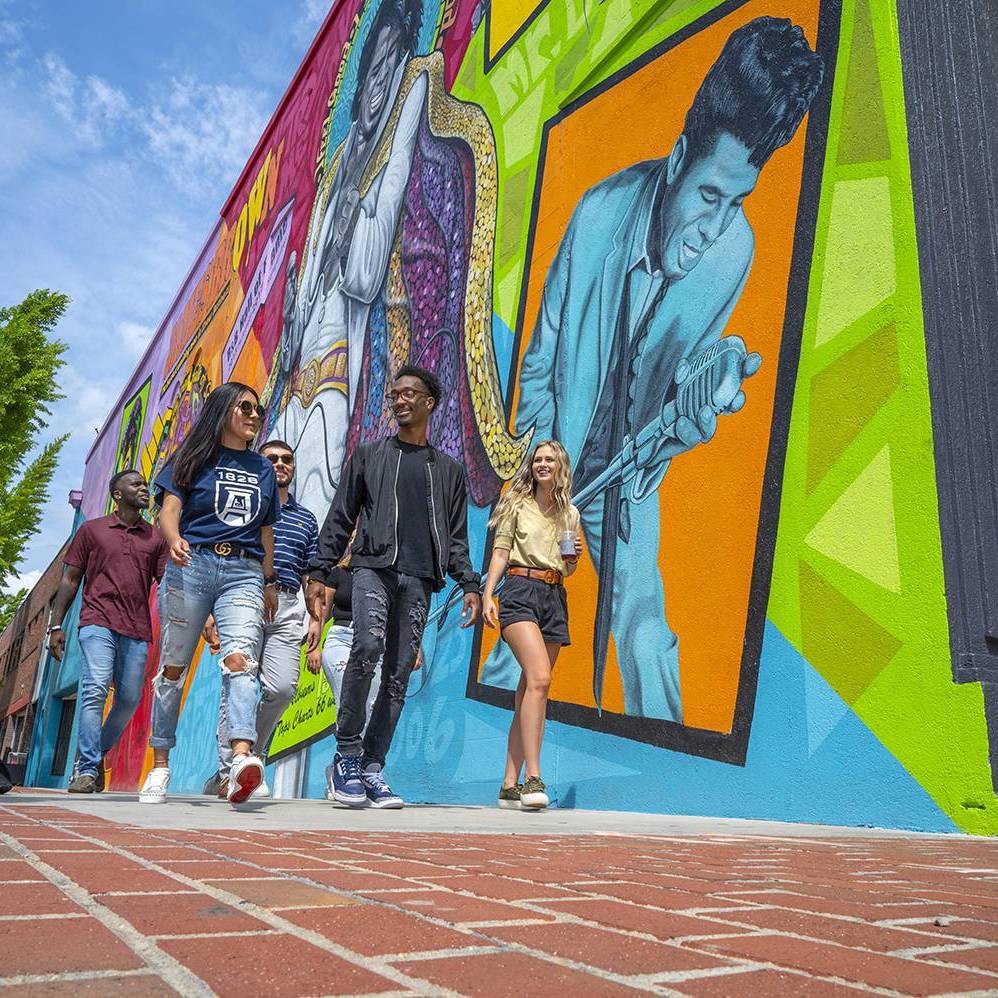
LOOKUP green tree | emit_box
[0,290,70,630]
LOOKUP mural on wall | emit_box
[476,4,830,759]
[65,0,997,833]
[104,377,151,514]
[266,0,527,524]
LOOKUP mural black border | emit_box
[483,0,553,73]
[466,0,842,764]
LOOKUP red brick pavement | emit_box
[1,802,997,996]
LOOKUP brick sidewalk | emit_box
[1,799,997,996]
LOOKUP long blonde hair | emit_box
[489,440,573,531]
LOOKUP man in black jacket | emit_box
[306,365,481,808]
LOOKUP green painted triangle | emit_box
[838,0,892,165]
[807,322,900,492]
[815,177,896,347]
[799,560,902,705]
[805,445,901,593]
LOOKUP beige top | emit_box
[493,497,581,574]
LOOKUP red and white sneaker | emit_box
[227,754,264,805]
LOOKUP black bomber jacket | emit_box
[307,436,480,594]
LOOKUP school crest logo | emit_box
[214,467,261,526]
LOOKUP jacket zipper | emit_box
[392,449,402,564]
[427,461,443,580]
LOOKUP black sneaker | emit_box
[96,756,106,793]
[498,783,522,810]
[67,773,98,794]
[520,775,549,810]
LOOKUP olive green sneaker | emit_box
[520,776,549,810]
[498,783,522,810]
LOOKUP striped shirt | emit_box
[273,493,320,590]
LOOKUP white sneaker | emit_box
[227,754,264,804]
[252,780,271,799]
[325,762,335,802]
[139,767,170,804]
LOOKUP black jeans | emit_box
[335,567,432,765]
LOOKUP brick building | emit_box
[0,542,68,780]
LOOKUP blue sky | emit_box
[0,0,332,591]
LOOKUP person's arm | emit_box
[47,565,84,662]
[306,448,366,617]
[562,507,583,578]
[340,73,427,305]
[261,525,278,623]
[301,514,320,596]
[445,469,480,628]
[305,584,333,653]
[159,493,191,566]
[481,547,509,630]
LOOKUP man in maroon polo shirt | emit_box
[49,469,168,793]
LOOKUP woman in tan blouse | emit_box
[482,440,581,810]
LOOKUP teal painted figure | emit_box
[481,17,823,720]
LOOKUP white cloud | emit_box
[140,76,271,191]
[294,0,330,45]
[42,52,76,121]
[2,569,42,596]
[117,320,155,358]
[41,52,131,147]
[52,366,125,444]
[39,52,266,190]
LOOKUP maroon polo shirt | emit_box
[64,514,169,642]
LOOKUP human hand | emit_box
[305,617,322,654]
[264,585,278,623]
[461,592,481,629]
[412,648,424,671]
[482,595,499,629]
[202,616,220,655]
[306,646,322,674]
[169,536,191,567]
[48,629,65,662]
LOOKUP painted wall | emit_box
[66,0,997,833]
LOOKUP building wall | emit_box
[70,0,997,832]
[0,543,67,767]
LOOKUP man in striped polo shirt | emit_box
[210,439,320,798]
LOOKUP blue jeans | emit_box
[150,549,265,751]
[76,625,149,777]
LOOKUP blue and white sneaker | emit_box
[331,753,368,807]
[362,762,403,809]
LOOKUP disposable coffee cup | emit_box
[558,531,576,558]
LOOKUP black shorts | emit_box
[498,574,570,646]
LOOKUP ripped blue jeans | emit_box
[335,568,431,766]
[149,549,264,751]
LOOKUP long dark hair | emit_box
[168,382,257,489]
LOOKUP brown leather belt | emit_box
[507,566,563,586]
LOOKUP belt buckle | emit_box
[213,542,232,557]
[543,569,557,585]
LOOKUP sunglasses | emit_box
[236,400,266,420]
[266,453,295,466]
[387,387,429,404]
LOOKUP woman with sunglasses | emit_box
[140,383,281,806]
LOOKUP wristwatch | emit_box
[264,575,278,587]
[48,625,63,633]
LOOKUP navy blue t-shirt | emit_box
[154,447,280,561]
